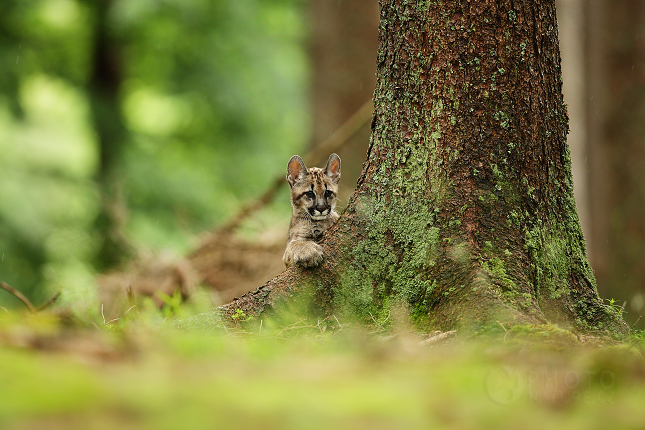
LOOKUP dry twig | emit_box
[0,282,36,313]
[0,281,61,313]
[36,291,61,312]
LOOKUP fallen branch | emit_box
[0,282,36,313]
[419,330,457,347]
[36,291,61,312]
[0,281,61,313]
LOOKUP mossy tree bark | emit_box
[222,0,626,335]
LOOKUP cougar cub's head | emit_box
[286,153,341,221]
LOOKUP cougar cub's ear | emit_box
[287,155,308,186]
[324,153,341,184]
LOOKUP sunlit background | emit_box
[0,0,643,327]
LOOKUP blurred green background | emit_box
[0,0,309,307]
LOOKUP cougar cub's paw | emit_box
[297,242,324,267]
[282,241,324,268]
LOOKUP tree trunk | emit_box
[585,0,645,324]
[87,0,133,270]
[556,0,590,252]
[309,0,379,202]
[222,0,626,335]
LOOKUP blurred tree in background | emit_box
[0,0,309,308]
[308,0,378,204]
[584,0,645,326]
[557,0,645,328]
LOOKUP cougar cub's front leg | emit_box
[282,240,324,268]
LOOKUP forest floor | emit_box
[1,306,644,430]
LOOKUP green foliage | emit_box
[605,298,626,320]
[231,308,254,322]
[0,0,309,305]
[629,329,645,349]
[157,290,185,318]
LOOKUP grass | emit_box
[0,306,644,430]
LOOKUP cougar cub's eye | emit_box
[324,190,333,198]
[305,191,315,199]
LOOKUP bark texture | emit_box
[222,0,626,335]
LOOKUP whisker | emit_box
[299,211,313,223]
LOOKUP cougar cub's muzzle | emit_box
[310,204,330,220]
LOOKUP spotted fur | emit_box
[283,153,341,268]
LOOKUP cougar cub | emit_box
[282,153,341,268]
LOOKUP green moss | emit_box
[493,110,510,130]
[507,323,579,346]
[525,223,571,299]
[482,257,515,291]
[338,196,441,321]
[337,87,447,320]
